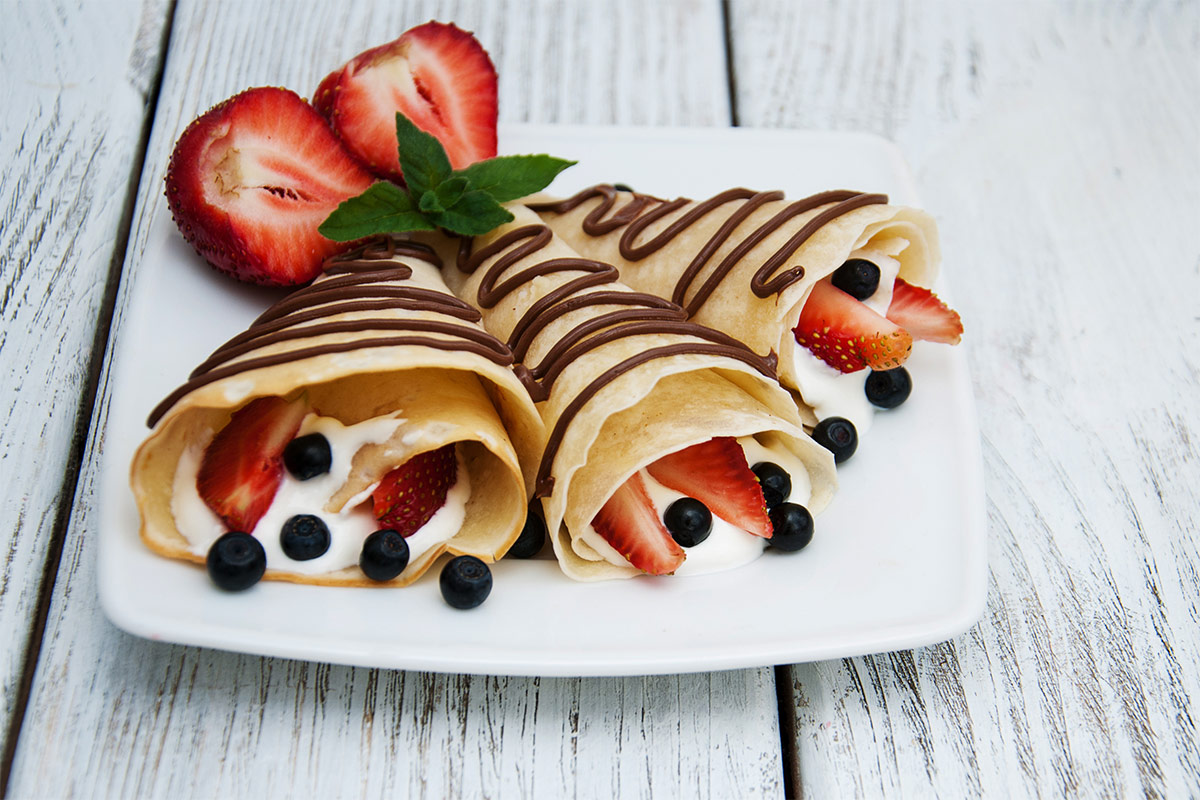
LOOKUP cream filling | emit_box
[788,242,906,434]
[171,412,470,577]
[573,434,813,576]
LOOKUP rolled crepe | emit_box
[131,238,544,587]
[531,186,942,431]
[421,206,837,581]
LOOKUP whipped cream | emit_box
[788,241,906,434]
[171,412,470,577]
[575,435,813,576]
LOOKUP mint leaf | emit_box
[418,176,469,214]
[427,190,514,236]
[395,113,452,198]
[318,182,435,242]
[457,155,577,202]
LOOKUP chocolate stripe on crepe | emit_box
[529,186,888,314]
[456,223,778,497]
[147,238,514,428]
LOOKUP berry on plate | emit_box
[886,279,964,344]
[206,531,267,591]
[811,417,858,464]
[314,21,498,181]
[507,504,547,559]
[197,395,307,532]
[371,444,457,536]
[794,279,913,373]
[767,503,815,552]
[165,86,375,286]
[440,555,493,609]
[865,367,913,409]
[591,471,685,575]
[360,528,411,581]
[645,437,771,537]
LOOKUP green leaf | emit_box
[427,190,515,236]
[456,155,578,203]
[395,112,452,198]
[318,182,436,242]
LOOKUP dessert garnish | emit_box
[314,21,500,180]
[319,112,574,240]
[440,556,493,609]
[165,87,375,286]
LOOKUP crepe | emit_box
[530,185,942,430]
[421,205,837,581]
[131,238,544,587]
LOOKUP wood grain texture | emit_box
[6,1,785,798]
[0,0,169,761]
[730,0,1200,795]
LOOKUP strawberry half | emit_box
[886,279,964,344]
[591,472,685,575]
[197,395,308,532]
[314,21,498,180]
[372,444,458,536]
[794,279,913,372]
[165,86,375,286]
[645,437,772,538]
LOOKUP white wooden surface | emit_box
[0,0,169,770]
[730,1,1200,795]
[2,0,1198,797]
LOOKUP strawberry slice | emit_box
[165,86,375,286]
[372,445,458,536]
[645,438,772,538]
[793,279,913,372]
[591,472,685,575]
[314,21,498,180]
[886,279,964,344]
[197,395,308,532]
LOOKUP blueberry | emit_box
[751,462,792,509]
[612,183,634,192]
[283,433,332,480]
[865,367,912,409]
[440,555,493,609]
[359,528,410,581]
[664,498,712,547]
[206,531,266,591]
[812,417,858,463]
[508,505,547,559]
[280,514,331,561]
[831,259,881,300]
[767,503,814,552]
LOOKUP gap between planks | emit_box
[0,2,179,795]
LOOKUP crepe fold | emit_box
[131,238,544,587]
[530,186,941,425]
[423,205,836,581]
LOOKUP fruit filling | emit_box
[172,399,471,581]
[577,435,815,576]
[788,241,961,436]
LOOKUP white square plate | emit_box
[98,125,986,676]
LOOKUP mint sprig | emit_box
[319,112,575,241]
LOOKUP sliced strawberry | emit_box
[197,395,308,532]
[372,444,457,536]
[886,279,964,344]
[165,86,376,286]
[314,21,498,180]
[793,279,913,372]
[591,472,685,575]
[645,437,772,538]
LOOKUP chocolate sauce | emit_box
[456,223,778,497]
[147,238,515,428]
[529,185,889,313]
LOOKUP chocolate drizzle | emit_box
[456,223,778,497]
[529,185,889,314]
[146,238,515,428]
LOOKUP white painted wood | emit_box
[7,1,786,798]
[730,0,1200,795]
[0,0,169,755]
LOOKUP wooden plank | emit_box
[6,1,787,797]
[0,0,170,772]
[728,0,1200,795]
